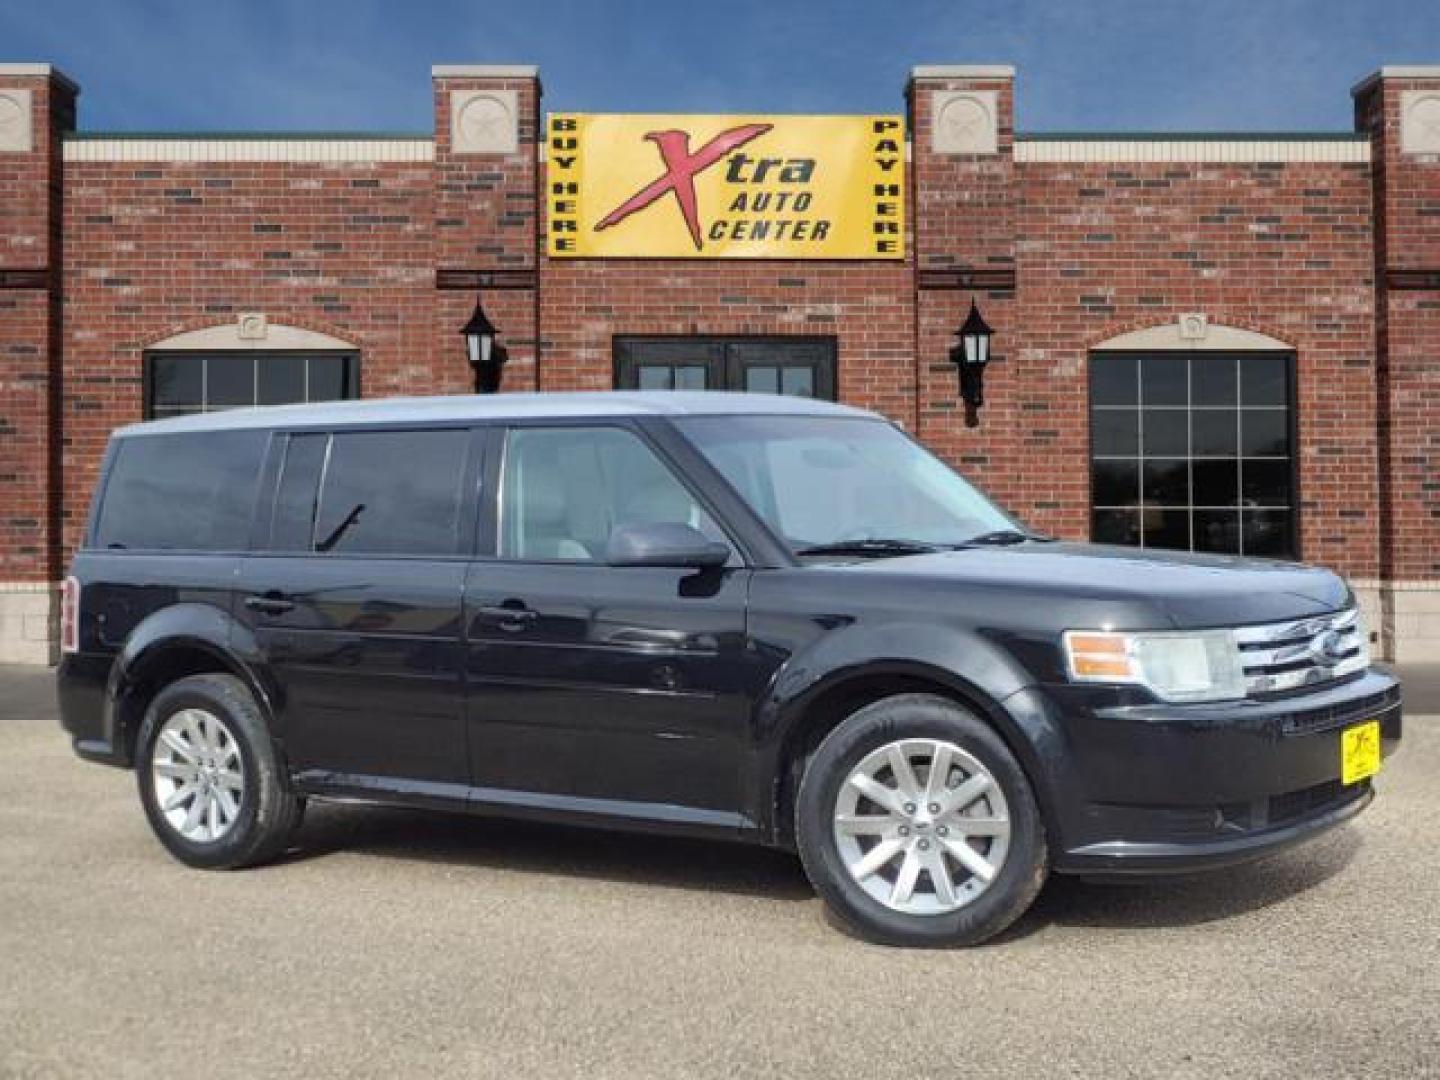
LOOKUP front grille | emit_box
[1280,687,1401,736]
[1089,780,1366,844]
[1234,608,1368,696]
[1268,778,1364,827]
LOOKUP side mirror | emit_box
[606,522,730,569]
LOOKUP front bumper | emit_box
[1007,666,1402,875]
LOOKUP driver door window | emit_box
[499,426,724,562]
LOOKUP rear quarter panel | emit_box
[59,552,250,763]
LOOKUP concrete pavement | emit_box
[2,664,1437,1079]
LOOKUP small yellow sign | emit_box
[547,113,905,259]
[1340,720,1381,785]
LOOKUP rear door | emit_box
[236,426,480,799]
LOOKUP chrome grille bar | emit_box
[1234,608,1368,695]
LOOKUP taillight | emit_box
[60,576,80,654]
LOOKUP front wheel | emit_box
[136,673,303,869]
[795,693,1048,946]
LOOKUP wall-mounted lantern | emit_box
[948,299,994,428]
[461,295,507,394]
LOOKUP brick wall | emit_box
[0,70,72,588]
[0,68,74,661]
[537,259,916,421]
[907,73,1380,579]
[432,71,541,392]
[909,71,1027,529]
[0,60,1436,661]
[1011,156,1378,575]
[1356,71,1440,660]
[59,156,441,557]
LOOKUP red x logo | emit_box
[595,123,773,251]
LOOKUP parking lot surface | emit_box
[2,664,1437,1080]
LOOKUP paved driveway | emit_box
[2,665,1437,1079]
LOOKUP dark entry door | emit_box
[614,336,836,400]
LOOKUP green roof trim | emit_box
[66,131,432,141]
[1018,131,1369,142]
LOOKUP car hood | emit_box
[830,541,1352,629]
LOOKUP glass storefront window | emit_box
[145,352,359,418]
[1089,352,1296,558]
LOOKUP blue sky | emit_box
[3,0,1437,133]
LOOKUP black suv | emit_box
[58,392,1402,946]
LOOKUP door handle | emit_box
[245,593,296,615]
[476,604,537,631]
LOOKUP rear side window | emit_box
[94,431,267,551]
[306,430,470,556]
[269,433,328,551]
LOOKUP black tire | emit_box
[136,673,303,870]
[795,693,1048,947]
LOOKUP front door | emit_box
[236,427,480,799]
[463,422,755,828]
[614,336,837,400]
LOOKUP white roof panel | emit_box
[117,391,876,437]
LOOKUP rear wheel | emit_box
[795,693,1048,946]
[136,673,302,869]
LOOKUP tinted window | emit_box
[1090,350,1295,558]
[269,433,328,551]
[146,353,358,419]
[312,430,469,556]
[1089,354,1138,407]
[500,426,724,562]
[94,431,267,551]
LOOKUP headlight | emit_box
[1062,629,1246,703]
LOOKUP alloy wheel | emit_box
[833,738,1011,915]
[150,708,245,843]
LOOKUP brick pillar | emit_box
[1354,66,1440,662]
[431,65,541,394]
[0,64,75,663]
[908,67,1037,525]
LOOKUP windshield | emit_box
[674,415,1020,552]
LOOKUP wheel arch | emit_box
[104,604,277,768]
[765,660,1062,851]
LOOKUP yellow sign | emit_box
[547,113,905,259]
[1340,720,1381,785]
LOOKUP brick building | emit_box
[0,61,1437,663]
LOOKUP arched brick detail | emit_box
[143,320,359,352]
[136,315,365,353]
[1088,316,1297,353]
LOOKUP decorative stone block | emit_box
[1400,90,1440,155]
[237,312,268,340]
[0,586,55,665]
[1178,313,1208,340]
[450,89,519,155]
[932,90,998,155]
[1349,583,1386,657]
[0,87,33,152]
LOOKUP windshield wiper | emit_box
[959,528,1040,547]
[795,538,943,558]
